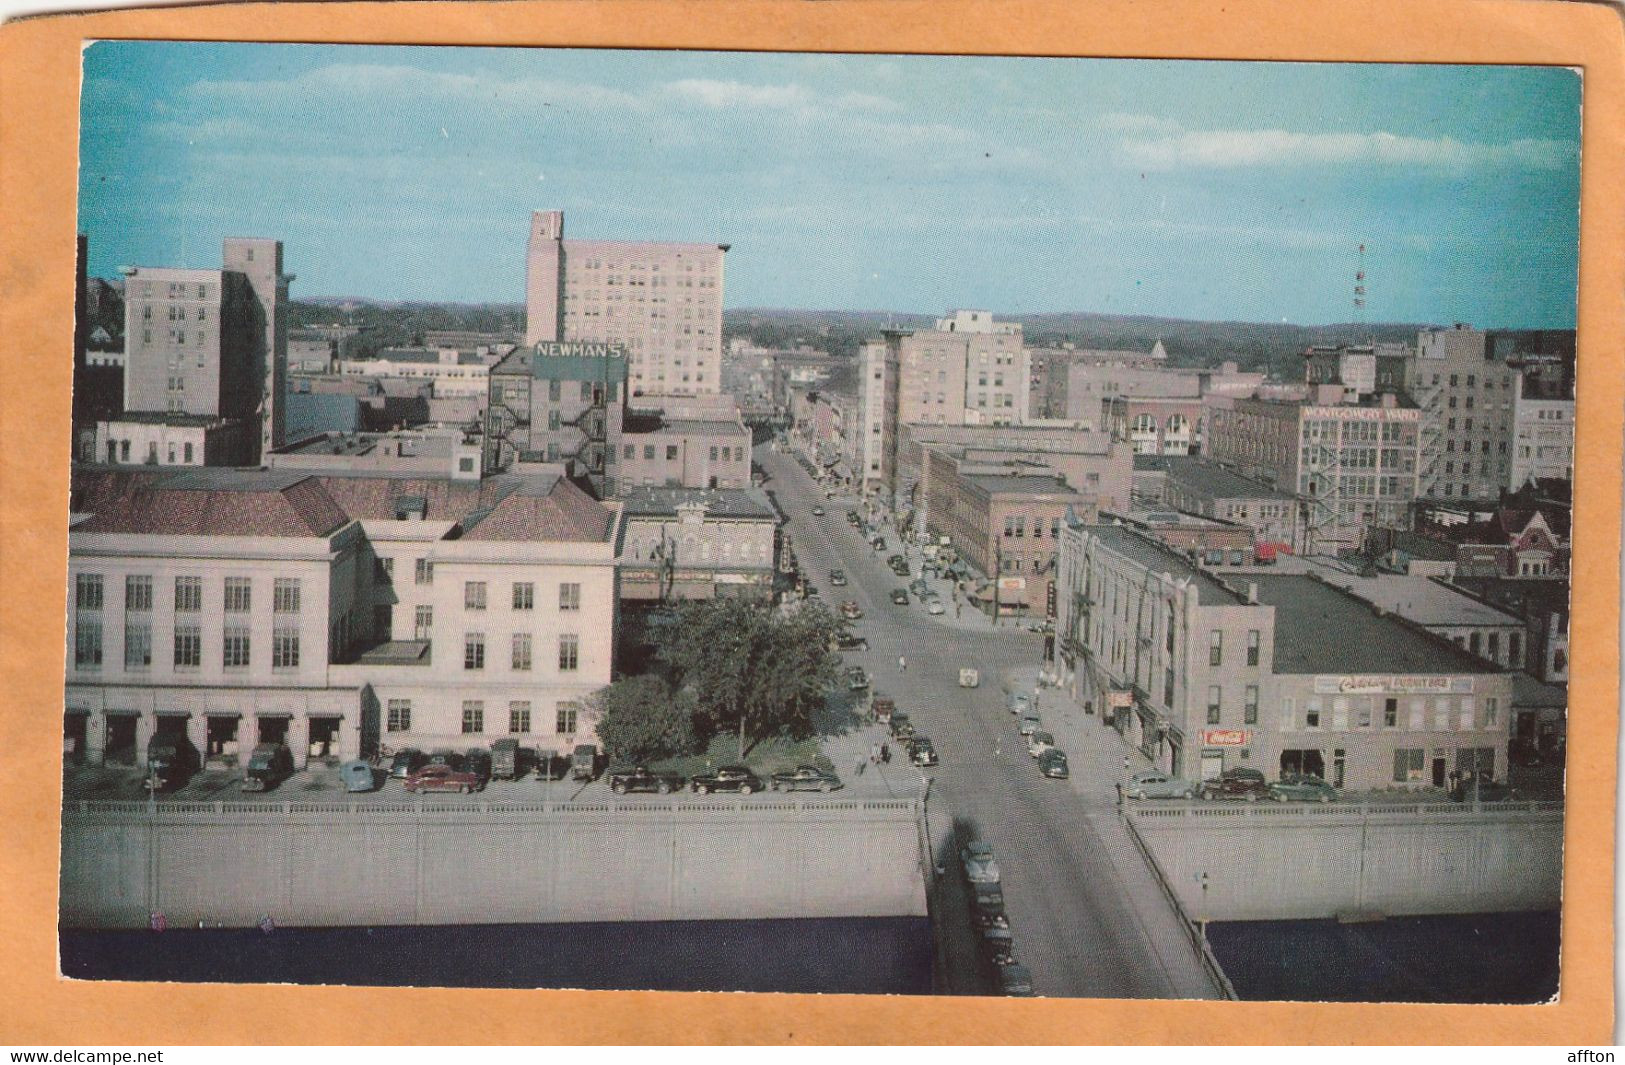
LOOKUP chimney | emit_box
[1247,582,1258,604]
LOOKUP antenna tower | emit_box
[1353,242,1369,342]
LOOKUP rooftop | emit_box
[1074,522,1239,606]
[73,470,350,539]
[1151,456,1296,501]
[625,417,748,439]
[618,486,777,521]
[102,411,242,429]
[1246,574,1495,676]
[1307,571,1523,628]
[965,473,1083,497]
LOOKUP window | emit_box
[644,445,655,460]
[387,699,412,732]
[1163,666,1174,707]
[174,577,201,616]
[1207,686,1222,725]
[558,634,579,671]
[709,446,718,461]
[512,633,532,671]
[73,616,103,669]
[414,606,433,640]
[1509,632,1521,663]
[173,623,200,668]
[1209,630,1223,667]
[415,558,434,585]
[1485,697,1499,727]
[462,701,484,734]
[223,627,251,668]
[666,445,679,461]
[183,443,193,463]
[1459,697,1476,731]
[1384,698,1398,728]
[272,629,300,669]
[1244,686,1258,725]
[1356,699,1372,729]
[124,621,151,669]
[559,583,581,611]
[624,444,635,460]
[118,576,153,615]
[75,574,103,611]
[1305,698,1322,729]
[273,578,301,614]
[465,581,487,610]
[464,633,485,670]
[509,701,532,734]
[556,702,579,735]
[1246,629,1260,666]
[512,582,534,610]
[1393,748,1424,783]
[224,577,252,613]
[1433,698,1450,731]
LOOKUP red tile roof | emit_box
[75,477,350,538]
[461,477,614,542]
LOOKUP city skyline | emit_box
[78,43,1581,328]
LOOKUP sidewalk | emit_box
[1001,662,1226,999]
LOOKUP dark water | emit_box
[1206,911,1561,1003]
[60,917,935,995]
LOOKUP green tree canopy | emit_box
[589,674,698,765]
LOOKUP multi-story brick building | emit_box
[894,311,1029,428]
[1138,456,1303,553]
[66,466,621,769]
[1204,388,1421,554]
[1055,521,1515,788]
[485,345,628,492]
[1412,325,1520,501]
[1106,396,1204,456]
[617,487,777,602]
[524,209,727,399]
[859,337,901,499]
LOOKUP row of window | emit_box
[452,580,580,612]
[141,304,209,323]
[386,698,580,735]
[1281,695,1500,731]
[73,619,301,671]
[461,632,579,672]
[74,575,300,615]
[1205,684,1261,725]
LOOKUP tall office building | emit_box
[223,238,292,458]
[524,210,728,399]
[894,311,1030,428]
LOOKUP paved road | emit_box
[761,443,1220,1000]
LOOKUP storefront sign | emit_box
[997,576,1027,592]
[1107,690,1135,709]
[1313,675,1474,695]
[1201,728,1248,746]
[535,342,626,358]
[1302,406,1420,422]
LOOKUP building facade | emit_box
[618,488,777,602]
[895,312,1029,428]
[524,209,727,399]
[1413,325,1518,501]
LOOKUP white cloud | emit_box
[1117,128,1577,172]
[663,78,899,115]
[1095,112,1182,135]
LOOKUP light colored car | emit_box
[926,597,946,615]
[1126,769,1195,800]
[959,841,1001,884]
[1018,712,1042,737]
[1269,773,1338,803]
[1027,730,1055,758]
[811,506,826,517]
[1007,692,1031,715]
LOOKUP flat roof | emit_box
[965,473,1081,497]
[619,486,776,520]
[1310,571,1523,627]
[1078,523,1239,606]
[1157,457,1296,501]
[1246,574,1496,676]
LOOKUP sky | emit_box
[78,43,1583,327]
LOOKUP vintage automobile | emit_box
[1268,773,1338,803]
[890,588,910,606]
[829,570,849,587]
[769,765,843,793]
[998,964,1036,997]
[1451,771,1519,803]
[1125,769,1195,800]
[1017,712,1042,737]
[403,763,484,794]
[840,600,863,620]
[810,505,826,517]
[889,712,916,742]
[388,748,427,780]
[871,694,896,724]
[959,841,1001,884]
[926,597,947,616]
[571,744,600,782]
[908,735,939,767]
[1038,749,1070,779]
[608,766,685,795]
[1199,766,1271,802]
[690,765,764,795]
[340,759,377,793]
[847,666,870,691]
[241,742,293,793]
[979,925,1017,969]
[145,735,200,791]
[959,668,980,688]
[970,882,1008,929]
[1027,730,1055,758]
[835,634,870,652]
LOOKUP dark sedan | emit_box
[890,588,910,605]
[690,765,764,795]
[388,749,427,780]
[770,765,843,793]
[1038,749,1070,779]
[1199,766,1270,802]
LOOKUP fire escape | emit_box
[1411,371,1444,501]
[484,394,530,474]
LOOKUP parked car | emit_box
[534,749,568,781]
[1125,770,1194,800]
[871,537,887,552]
[463,748,493,785]
[889,561,911,578]
[829,569,848,587]
[1017,712,1042,737]
[908,735,938,767]
[847,666,870,691]
[979,925,1017,968]
[811,505,825,517]
[1269,773,1338,803]
[890,588,910,605]
[889,713,916,742]
[840,600,863,620]
[571,743,600,782]
[609,766,685,795]
[240,742,293,792]
[388,748,427,780]
[835,634,870,652]
[145,735,200,791]
[427,749,465,771]
[970,882,1008,929]
[1199,766,1270,802]
[887,554,905,567]
[489,738,521,780]
[845,511,861,525]
[960,841,1001,884]
[926,597,946,616]
[404,763,484,794]
[1452,771,1519,803]
[1027,730,1055,758]
[1038,749,1070,779]
[690,765,764,795]
[998,964,1036,997]
[770,765,843,793]
[340,759,377,793]
[870,695,896,724]
[1007,692,1031,715]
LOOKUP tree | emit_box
[654,598,845,759]
[590,675,698,765]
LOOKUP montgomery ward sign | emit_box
[1314,675,1474,695]
[1202,729,1248,746]
[1302,406,1421,422]
[535,342,626,358]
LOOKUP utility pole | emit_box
[991,533,1002,626]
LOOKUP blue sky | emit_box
[78,43,1582,327]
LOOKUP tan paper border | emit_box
[2,0,1621,1045]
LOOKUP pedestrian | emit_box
[1115,782,1124,807]
[871,742,881,765]
[1122,754,1131,772]
[956,601,962,620]
[898,654,907,673]
[881,743,891,765]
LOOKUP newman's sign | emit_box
[535,342,627,358]
[1313,675,1474,695]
